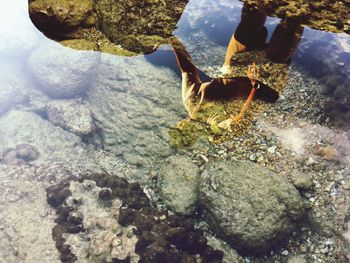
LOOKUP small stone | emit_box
[299,243,308,253]
[249,154,257,161]
[290,171,313,190]
[343,183,350,190]
[281,250,289,256]
[288,255,307,263]
[314,146,337,160]
[267,146,277,154]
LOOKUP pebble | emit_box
[300,243,308,253]
[267,146,277,154]
[281,250,289,256]
[249,154,257,161]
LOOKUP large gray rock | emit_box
[199,160,305,254]
[86,54,184,167]
[47,99,94,135]
[0,110,86,162]
[158,156,200,215]
[28,42,100,99]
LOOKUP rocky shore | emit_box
[0,0,349,262]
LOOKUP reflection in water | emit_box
[171,38,278,127]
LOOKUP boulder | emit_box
[158,156,200,215]
[86,54,183,168]
[29,0,96,31]
[28,42,100,99]
[46,99,94,135]
[0,110,86,162]
[199,160,305,254]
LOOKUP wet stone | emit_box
[158,155,200,215]
[28,42,100,99]
[290,171,314,191]
[199,160,305,254]
[46,100,95,135]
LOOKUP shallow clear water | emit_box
[0,0,349,262]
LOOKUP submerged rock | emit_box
[86,55,183,167]
[46,99,94,135]
[290,171,313,191]
[199,160,306,254]
[158,155,200,215]
[28,42,100,99]
[47,173,224,262]
[0,110,86,163]
[1,144,40,165]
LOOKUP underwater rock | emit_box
[28,42,100,99]
[47,99,94,135]
[0,165,66,262]
[86,55,183,167]
[1,144,40,165]
[290,171,313,191]
[0,110,87,163]
[158,155,200,215]
[47,173,224,262]
[29,0,96,32]
[199,160,306,254]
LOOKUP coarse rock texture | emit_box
[28,0,188,54]
[0,165,74,263]
[47,173,224,262]
[290,171,314,191]
[46,99,94,135]
[94,0,188,53]
[27,42,100,99]
[86,54,184,167]
[0,110,86,163]
[158,155,200,215]
[245,0,350,34]
[0,63,30,116]
[199,160,306,254]
[29,0,96,32]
